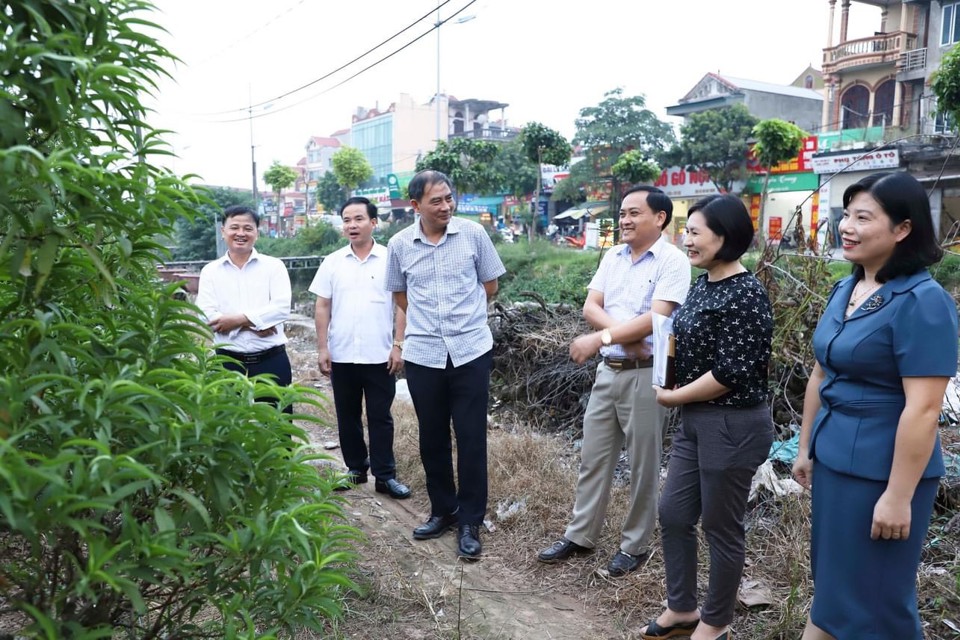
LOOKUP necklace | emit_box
[848,280,881,308]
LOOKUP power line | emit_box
[198,0,457,117]
[201,0,478,125]
[188,0,309,69]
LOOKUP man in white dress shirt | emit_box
[309,197,410,499]
[196,205,293,413]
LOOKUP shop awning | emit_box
[554,203,609,221]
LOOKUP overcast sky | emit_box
[145,0,879,189]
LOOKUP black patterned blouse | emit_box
[673,271,773,408]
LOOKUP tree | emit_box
[174,187,254,261]
[520,122,572,241]
[491,139,539,201]
[263,160,298,208]
[752,118,808,244]
[416,137,501,197]
[572,88,676,214]
[611,150,661,185]
[0,1,356,636]
[331,146,373,193]
[671,104,759,193]
[932,45,960,130]
[316,170,345,213]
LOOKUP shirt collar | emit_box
[218,247,261,266]
[614,235,667,261]
[347,239,385,261]
[414,215,462,242]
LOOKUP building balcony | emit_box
[898,47,926,73]
[823,31,917,74]
[450,127,518,142]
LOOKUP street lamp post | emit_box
[435,6,476,143]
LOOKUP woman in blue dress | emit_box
[793,171,957,639]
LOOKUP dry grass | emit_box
[285,321,960,640]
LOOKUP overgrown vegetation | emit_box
[0,1,357,637]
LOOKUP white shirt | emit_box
[196,248,291,353]
[588,237,691,358]
[309,241,394,364]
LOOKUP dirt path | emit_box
[331,479,615,640]
[287,319,620,639]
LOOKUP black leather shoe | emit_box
[607,549,649,577]
[333,468,367,492]
[537,538,593,563]
[374,478,411,500]
[413,513,458,540]
[457,524,481,560]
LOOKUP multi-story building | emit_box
[667,72,824,132]
[664,72,824,242]
[350,93,515,187]
[816,0,960,242]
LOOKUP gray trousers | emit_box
[564,363,663,555]
[659,402,772,627]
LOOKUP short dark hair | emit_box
[340,196,377,220]
[222,204,259,226]
[688,194,754,262]
[621,185,673,230]
[408,170,454,202]
[842,171,942,282]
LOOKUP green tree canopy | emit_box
[263,160,298,205]
[932,45,960,129]
[0,1,355,635]
[415,137,501,197]
[331,146,373,192]
[519,122,572,240]
[571,88,676,212]
[316,170,345,213]
[752,118,808,243]
[491,138,539,199]
[670,104,759,193]
[611,150,661,186]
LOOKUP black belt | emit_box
[217,344,286,365]
[602,356,653,371]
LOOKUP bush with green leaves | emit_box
[0,1,357,637]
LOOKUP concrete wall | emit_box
[392,94,437,174]
[743,91,823,132]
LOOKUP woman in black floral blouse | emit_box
[640,195,773,640]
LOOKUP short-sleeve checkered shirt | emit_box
[588,237,691,358]
[386,217,506,368]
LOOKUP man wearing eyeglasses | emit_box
[538,185,690,577]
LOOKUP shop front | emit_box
[653,167,739,243]
[809,147,901,250]
[744,172,820,246]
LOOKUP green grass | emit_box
[496,241,601,307]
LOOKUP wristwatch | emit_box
[600,329,612,346]
[392,340,404,351]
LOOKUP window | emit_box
[942,2,960,46]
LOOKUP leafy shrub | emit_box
[497,241,600,307]
[0,1,357,637]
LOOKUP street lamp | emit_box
[247,92,273,217]
[435,5,476,142]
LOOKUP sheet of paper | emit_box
[651,312,675,387]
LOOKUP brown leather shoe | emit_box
[537,538,592,563]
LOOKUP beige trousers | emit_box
[564,363,664,555]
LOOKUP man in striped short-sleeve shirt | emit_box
[386,170,506,561]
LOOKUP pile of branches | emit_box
[755,221,838,434]
[489,293,596,433]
